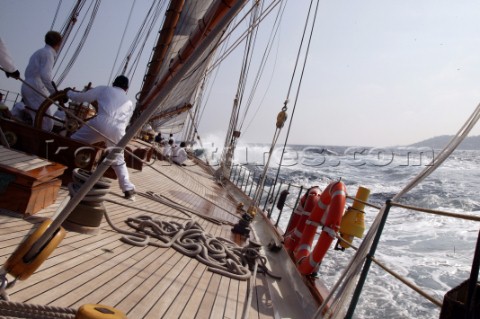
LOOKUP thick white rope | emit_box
[119,215,280,281]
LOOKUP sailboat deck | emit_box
[0,158,277,318]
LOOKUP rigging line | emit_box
[187,109,210,167]
[140,192,233,225]
[219,2,263,169]
[236,13,269,126]
[269,0,319,200]
[229,2,262,139]
[57,0,87,60]
[124,1,166,80]
[239,0,286,131]
[104,197,190,220]
[284,0,315,101]
[203,0,282,78]
[172,35,225,86]
[237,0,268,117]
[140,5,227,120]
[184,77,208,142]
[51,0,63,30]
[53,0,93,80]
[196,64,220,125]
[143,161,240,219]
[56,0,102,85]
[251,126,283,206]
[235,4,261,111]
[141,1,199,96]
[183,85,200,141]
[57,0,102,85]
[119,0,166,79]
[58,0,87,33]
[177,0,260,83]
[241,0,283,110]
[241,40,278,132]
[197,23,235,126]
[221,7,259,160]
[108,0,138,83]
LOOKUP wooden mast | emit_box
[137,0,185,105]
[137,0,244,114]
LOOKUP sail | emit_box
[137,0,229,134]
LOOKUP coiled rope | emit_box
[118,215,280,281]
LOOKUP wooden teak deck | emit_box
[0,156,318,318]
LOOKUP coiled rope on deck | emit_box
[119,215,280,281]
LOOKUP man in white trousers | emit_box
[66,75,136,200]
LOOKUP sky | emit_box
[2,0,480,147]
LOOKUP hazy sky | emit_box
[2,0,480,147]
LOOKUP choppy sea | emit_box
[195,139,480,319]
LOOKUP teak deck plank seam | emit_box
[0,156,271,318]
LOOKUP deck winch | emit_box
[231,206,256,236]
[62,168,112,234]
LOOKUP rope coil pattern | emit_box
[0,300,76,319]
[121,216,271,281]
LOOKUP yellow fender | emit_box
[76,304,127,319]
[338,186,370,249]
[4,219,66,280]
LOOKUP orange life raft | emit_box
[284,186,321,252]
[294,181,347,275]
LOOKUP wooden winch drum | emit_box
[62,202,106,235]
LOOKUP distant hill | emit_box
[409,135,480,150]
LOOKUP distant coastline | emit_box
[409,135,480,150]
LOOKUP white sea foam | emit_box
[195,142,479,318]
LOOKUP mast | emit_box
[219,2,260,178]
[137,0,244,113]
[137,0,185,106]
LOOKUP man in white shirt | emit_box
[0,37,20,79]
[172,142,188,166]
[66,75,136,200]
[21,31,62,131]
[163,139,174,160]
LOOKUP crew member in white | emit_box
[21,31,62,131]
[172,142,188,166]
[66,75,136,199]
[0,37,20,79]
[162,139,174,160]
